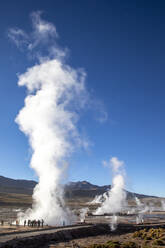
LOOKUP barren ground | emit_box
[53,233,139,248]
[0,195,165,247]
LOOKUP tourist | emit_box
[28,219,31,226]
[38,219,40,227]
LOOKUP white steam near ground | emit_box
[161,200,165,210]
[89,157,165,229]
[94,157,126,215]
[89,192,108,205]
[89,193,165,228]
[79,207,89,223]
[93,157,127,230]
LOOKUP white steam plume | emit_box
[79,207,89,223]
[9,12,88,225]
[135,197,143,208]
[111,215,118,231]
[94,157,126,215]
[16,60,86,225]
[161,200,165,211]
[89,193,107,205]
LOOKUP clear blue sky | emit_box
[0,0,165,197]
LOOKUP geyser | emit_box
[10,12,88,225]
[94,157,126,230]
[16,60,86,225]
[94,157,126,215]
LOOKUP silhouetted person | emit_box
[38,219,40,227]
[28,219,31,227]
[24,220,26,227]
[41,219,44,228]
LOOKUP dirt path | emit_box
[0,224,92,244]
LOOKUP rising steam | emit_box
[94,157,126,215]
[79,207,89,223]
[94,157,126,230]
[9,12,88,225]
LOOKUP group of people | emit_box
[24,219,44,228]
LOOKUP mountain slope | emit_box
[65,181,155,199]
[0,176,37,195]
[0,176,156,199]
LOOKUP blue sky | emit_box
[0,0,165,197]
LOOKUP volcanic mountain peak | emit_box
[67,181,102,190]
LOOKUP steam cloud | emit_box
[161,200,165,210]
[79,207,89,223]
[89,193,107,205]
[9,12,89,225]
[94,157,126,216]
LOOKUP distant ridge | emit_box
[65,180,155,199]
[0,175,157,199]
[0,175,37,195]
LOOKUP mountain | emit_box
[0,176,37,195]
[65,181,154,199]
[66,181,110,191]
[0,176,156,199]
[65,181,111,199]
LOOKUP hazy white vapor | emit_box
[29,11,58,50]
[89,192,108,205]
[9,12,89,225]
[8,28,29,48]
[135,197,143,208]
[79,207,89,222]
[16,58,87,225]
[94,157,126,215]
[161,200,165,210]
[110,157,124,172]
[102,157,124,172]
[31,11,57,36]
[111,215,118,231]
[93,100,108,123]
[8,11,58,52]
